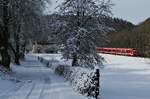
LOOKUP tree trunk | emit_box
[15,52,20,65]
[14,24,21,65]
[72,53,78,66]
[1,0,11,68]
[8,43,20,65]
[15,38,20,65]
[71,10,80,67]
[20,44,26,60]
[1,48,10,68]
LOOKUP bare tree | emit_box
[0,0,50,67]
[0,0,10,68]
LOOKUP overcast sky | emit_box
[47,0,150,24]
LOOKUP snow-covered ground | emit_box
[0,54,86,99]
[101,54,150,99]
[0,65,22,98]
[0,53,150,99]
[33,53,150,99]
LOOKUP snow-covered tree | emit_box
[56,0,113,68]
[9,0,50,65]
[0,0,50,66]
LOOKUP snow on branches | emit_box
[55,0,113,68]
[38,56,100,98]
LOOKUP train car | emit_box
[96,48,136,56]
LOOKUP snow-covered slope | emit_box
[101,54,150,99]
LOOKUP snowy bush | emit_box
[39,56,100,98]
[62,67,99,98]
[55,65,65,75]
[38,57,49,66]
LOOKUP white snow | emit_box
[0,54,86,99]
[0,66,22,99]
[35,54,98,98]
[101,54,150,99]
[30,53,150,99]
[1,53,150,99]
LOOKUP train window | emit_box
[126,50,131,53]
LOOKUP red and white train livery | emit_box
[96,48,136,56]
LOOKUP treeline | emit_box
[100,16,134,31]
[0,0,49,68]
[110,18,150,57]
[44,14,134,47]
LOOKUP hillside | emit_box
[109,18,150,57]
[44,14,134,47]
[100,16,134,32]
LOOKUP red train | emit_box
[96,48,136,56]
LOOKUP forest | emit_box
[110,18,150,57]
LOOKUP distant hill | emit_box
[139,18,150,25]
[100,16,135,32]
[109,17,150,57]
[44,14,135,47]
[96,16,135,47]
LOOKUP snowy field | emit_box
[35,53,150,99]
[101,54,150,99]
[0,54,150,99]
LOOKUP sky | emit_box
[47,0,150,25]
[112,0,150,24]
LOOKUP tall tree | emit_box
[8,0,48,65]
[0,0,50,67]
[0,0,10,68]
[56,0,113,68]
